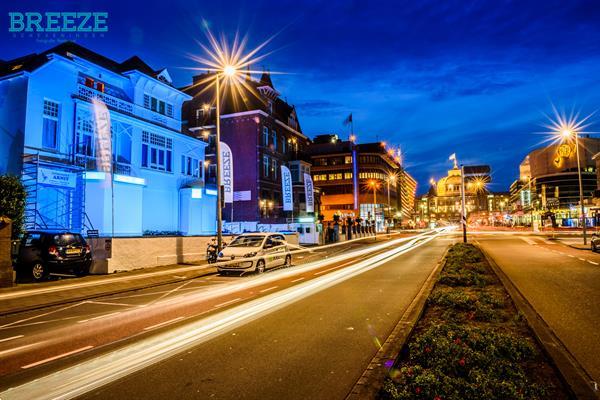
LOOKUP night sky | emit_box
[3,1,600,194]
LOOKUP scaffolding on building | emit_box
[21,153,87,233]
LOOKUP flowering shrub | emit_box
[380,244,564,400]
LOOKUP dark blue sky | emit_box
[3,1,600,193]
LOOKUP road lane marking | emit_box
[144,317,185,331]
[0,301,85,329]
[315,266,343,275]
[578,257,586,261]
[259,286,278,293]
[86,300,136,307]
[0,335,24,343]
[214,298,242,308]
[291,277,305,283]
[521,237,537,245]
[567,255,575,258]
[21,346,93,369]
[0,343,38,357]
[588,260,599,265]
[77,312,121,324]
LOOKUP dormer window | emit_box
[96,82,105,93]
[267,100,273,114]
[84,77,94,88]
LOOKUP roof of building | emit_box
[181,70,301,133]
[0,41,169,84]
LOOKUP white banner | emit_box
[281,165,293,211]
[92,99,112,173]
[219,141,233,204]
[303,173,314,213]
[37,167,76,188]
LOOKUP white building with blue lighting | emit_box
[0,42,216,237]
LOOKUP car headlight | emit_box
[218,251,223,258]
[244,252,257,258]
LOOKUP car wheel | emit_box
[31,262,48,282]
[592,242,597,252]
[255,259,266,274]
[284,254,292,267]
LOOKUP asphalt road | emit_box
[475,234,600,385]
[0,231,448,396]
[72,235,452,400]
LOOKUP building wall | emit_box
[0,47,215,236]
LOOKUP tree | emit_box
[0,175,26,239]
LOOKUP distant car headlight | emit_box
[244,252,257,258]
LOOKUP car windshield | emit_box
[228,236,264,248]
[53,234,83,246]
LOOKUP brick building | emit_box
[181,71,316,224]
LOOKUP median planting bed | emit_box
[380,243,570,400]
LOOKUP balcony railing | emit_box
[78,85,134,114]
[74,154,132,176]
[76,85,178,130]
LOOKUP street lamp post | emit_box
[215,74,223,252]
[561,128,587,245]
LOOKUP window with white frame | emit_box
[262,155,270,178]
[42,99,60,150]
[141,131,173,172]
[271,130,277,150]
[143,94,174,117]
[262,126,269,146]
[181,155,200,178]
[75,113,94,156]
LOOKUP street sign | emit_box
[87,229,99,237]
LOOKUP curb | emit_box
[0,265,216,316]
[346,245,450,400]
[480,246,599,400]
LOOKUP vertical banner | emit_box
[92,99,112,173]
[281,165,293,211]
[219,141,233,204]
[303,173,314,213]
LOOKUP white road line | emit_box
[144,317,185,331]
[0,301,85,329]
[214,298,242,308]
[0,335,24,343]
[521,237,537,245]
[21,346,93,369]
[315,265,342,276]
[567,254,575,258]
[291,277,305,283]
[77,311,121,324]
[259,286,278,293]
[86,300,136,307]
[0,343,38,357]
[578,257,586,261]
[588,260,599,265]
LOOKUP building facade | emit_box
[0,42,216,237]
[306,135,416,230]
[509,138,600,227]
[418,164,492,226]
[182,71,316,224]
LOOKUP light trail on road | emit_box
[0,228,449,400]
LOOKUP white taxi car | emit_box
[217,233,292,275]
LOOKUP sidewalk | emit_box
[554,237,593,251]
[0,262,215,316]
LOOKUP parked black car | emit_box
[14,231,92,281]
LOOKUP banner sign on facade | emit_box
[37,167,76,188]
[92,99,112,173]
[219,141,233,204]
[281,165,293,211]
[303,173,314,213]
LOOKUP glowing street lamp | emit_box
[557,126,587,244]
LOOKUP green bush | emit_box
[0,175,26,239]
[382,324,543,400]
